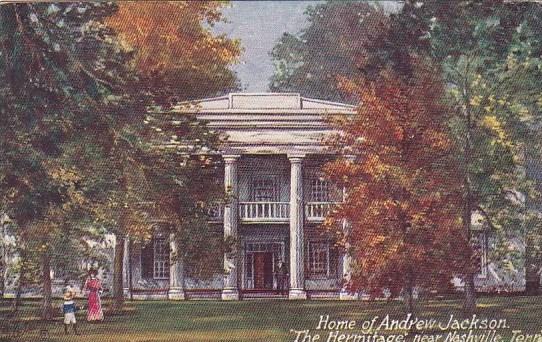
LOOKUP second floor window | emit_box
[252,176,278,202]
[309,177,331,202]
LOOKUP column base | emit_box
[168,287,186,300]
[288,288,307,300]
[221,288,240,300]
[339,289,358,300]
[123,287,130,298]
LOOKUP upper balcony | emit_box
[239,201,289,223]
[207,155,342,224]
[208,201,337,223]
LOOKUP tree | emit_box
[398,0,542,309]
[106,1,240,105]
[324,59,466,313]
[1,1,240,317]
[141,110,227,279]
[273,0,542,311]
[0,2,142,319]
[269,1,424,102]
[102,2,241,310]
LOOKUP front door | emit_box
[253,252,273,289]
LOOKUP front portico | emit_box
[219,153,311,300]
[196,93,356,300]
[123,93,358,300]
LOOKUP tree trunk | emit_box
[112,234,125,312]
[525,236,540,295]
[41,253,53,320]
[129,238,133,301]
[404,269,416,316]
[406,285,415,315]
[11,282,22,314]
[0,223,5,301]
[0,255,5,300]
[524,144,542,296]
[462,196,477,313]
[463,272,476,314]
[461,98,476,314]
[0,216,5,301]
[11,273,22,314]
[11,251,25,314]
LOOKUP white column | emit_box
[168,234,185,300]
[340,220,358,300]
[222,155,240,300]
[339,155,358,300]
[122,236,131,298]
[288,154,307,299]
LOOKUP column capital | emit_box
[223,154,241,163]
[288,153,306,162]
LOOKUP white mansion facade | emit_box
[3,93,524,300]
[117,93,524,301]
[122,93,358,300]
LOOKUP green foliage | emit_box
[0,2,239,298]
[415,1,542,272]
[0,3,141,295]
[269,1,390,102]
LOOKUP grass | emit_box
[1,296,541,342]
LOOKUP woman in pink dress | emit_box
[84,269,104,322]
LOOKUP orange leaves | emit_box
[324,57,464,295]
[107,2,239,73]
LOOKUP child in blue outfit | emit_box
[62,286,80,335]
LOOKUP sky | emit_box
[213,1,402,93]
[213,1,317,92]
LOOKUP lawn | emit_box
[1,296,541,342]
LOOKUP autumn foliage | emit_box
[324,59,469,302]
[106,1,241,104]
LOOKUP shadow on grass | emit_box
[2,296,542,342]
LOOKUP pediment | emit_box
[174,93,356,113]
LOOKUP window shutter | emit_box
[141,240,154,279]
[329,244,339,278]
[305,242,310,275]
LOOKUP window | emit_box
[309,177,331,202]
[153,236,170,279]
[252,176,278,202]
[51,263,67,280]
[307,241,330,278]
[472,231,489,278]
[141,235,170,279]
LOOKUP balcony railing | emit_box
[305,202,338,221]
[239,202,289,222]
[208,201,338,223]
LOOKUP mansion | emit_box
[2,93,528,300]
[125,93,357,300]
[117,93,524,300]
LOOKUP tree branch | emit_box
[76,62,115,90]
[476,205,497,231]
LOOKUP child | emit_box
[62,286,80,335]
